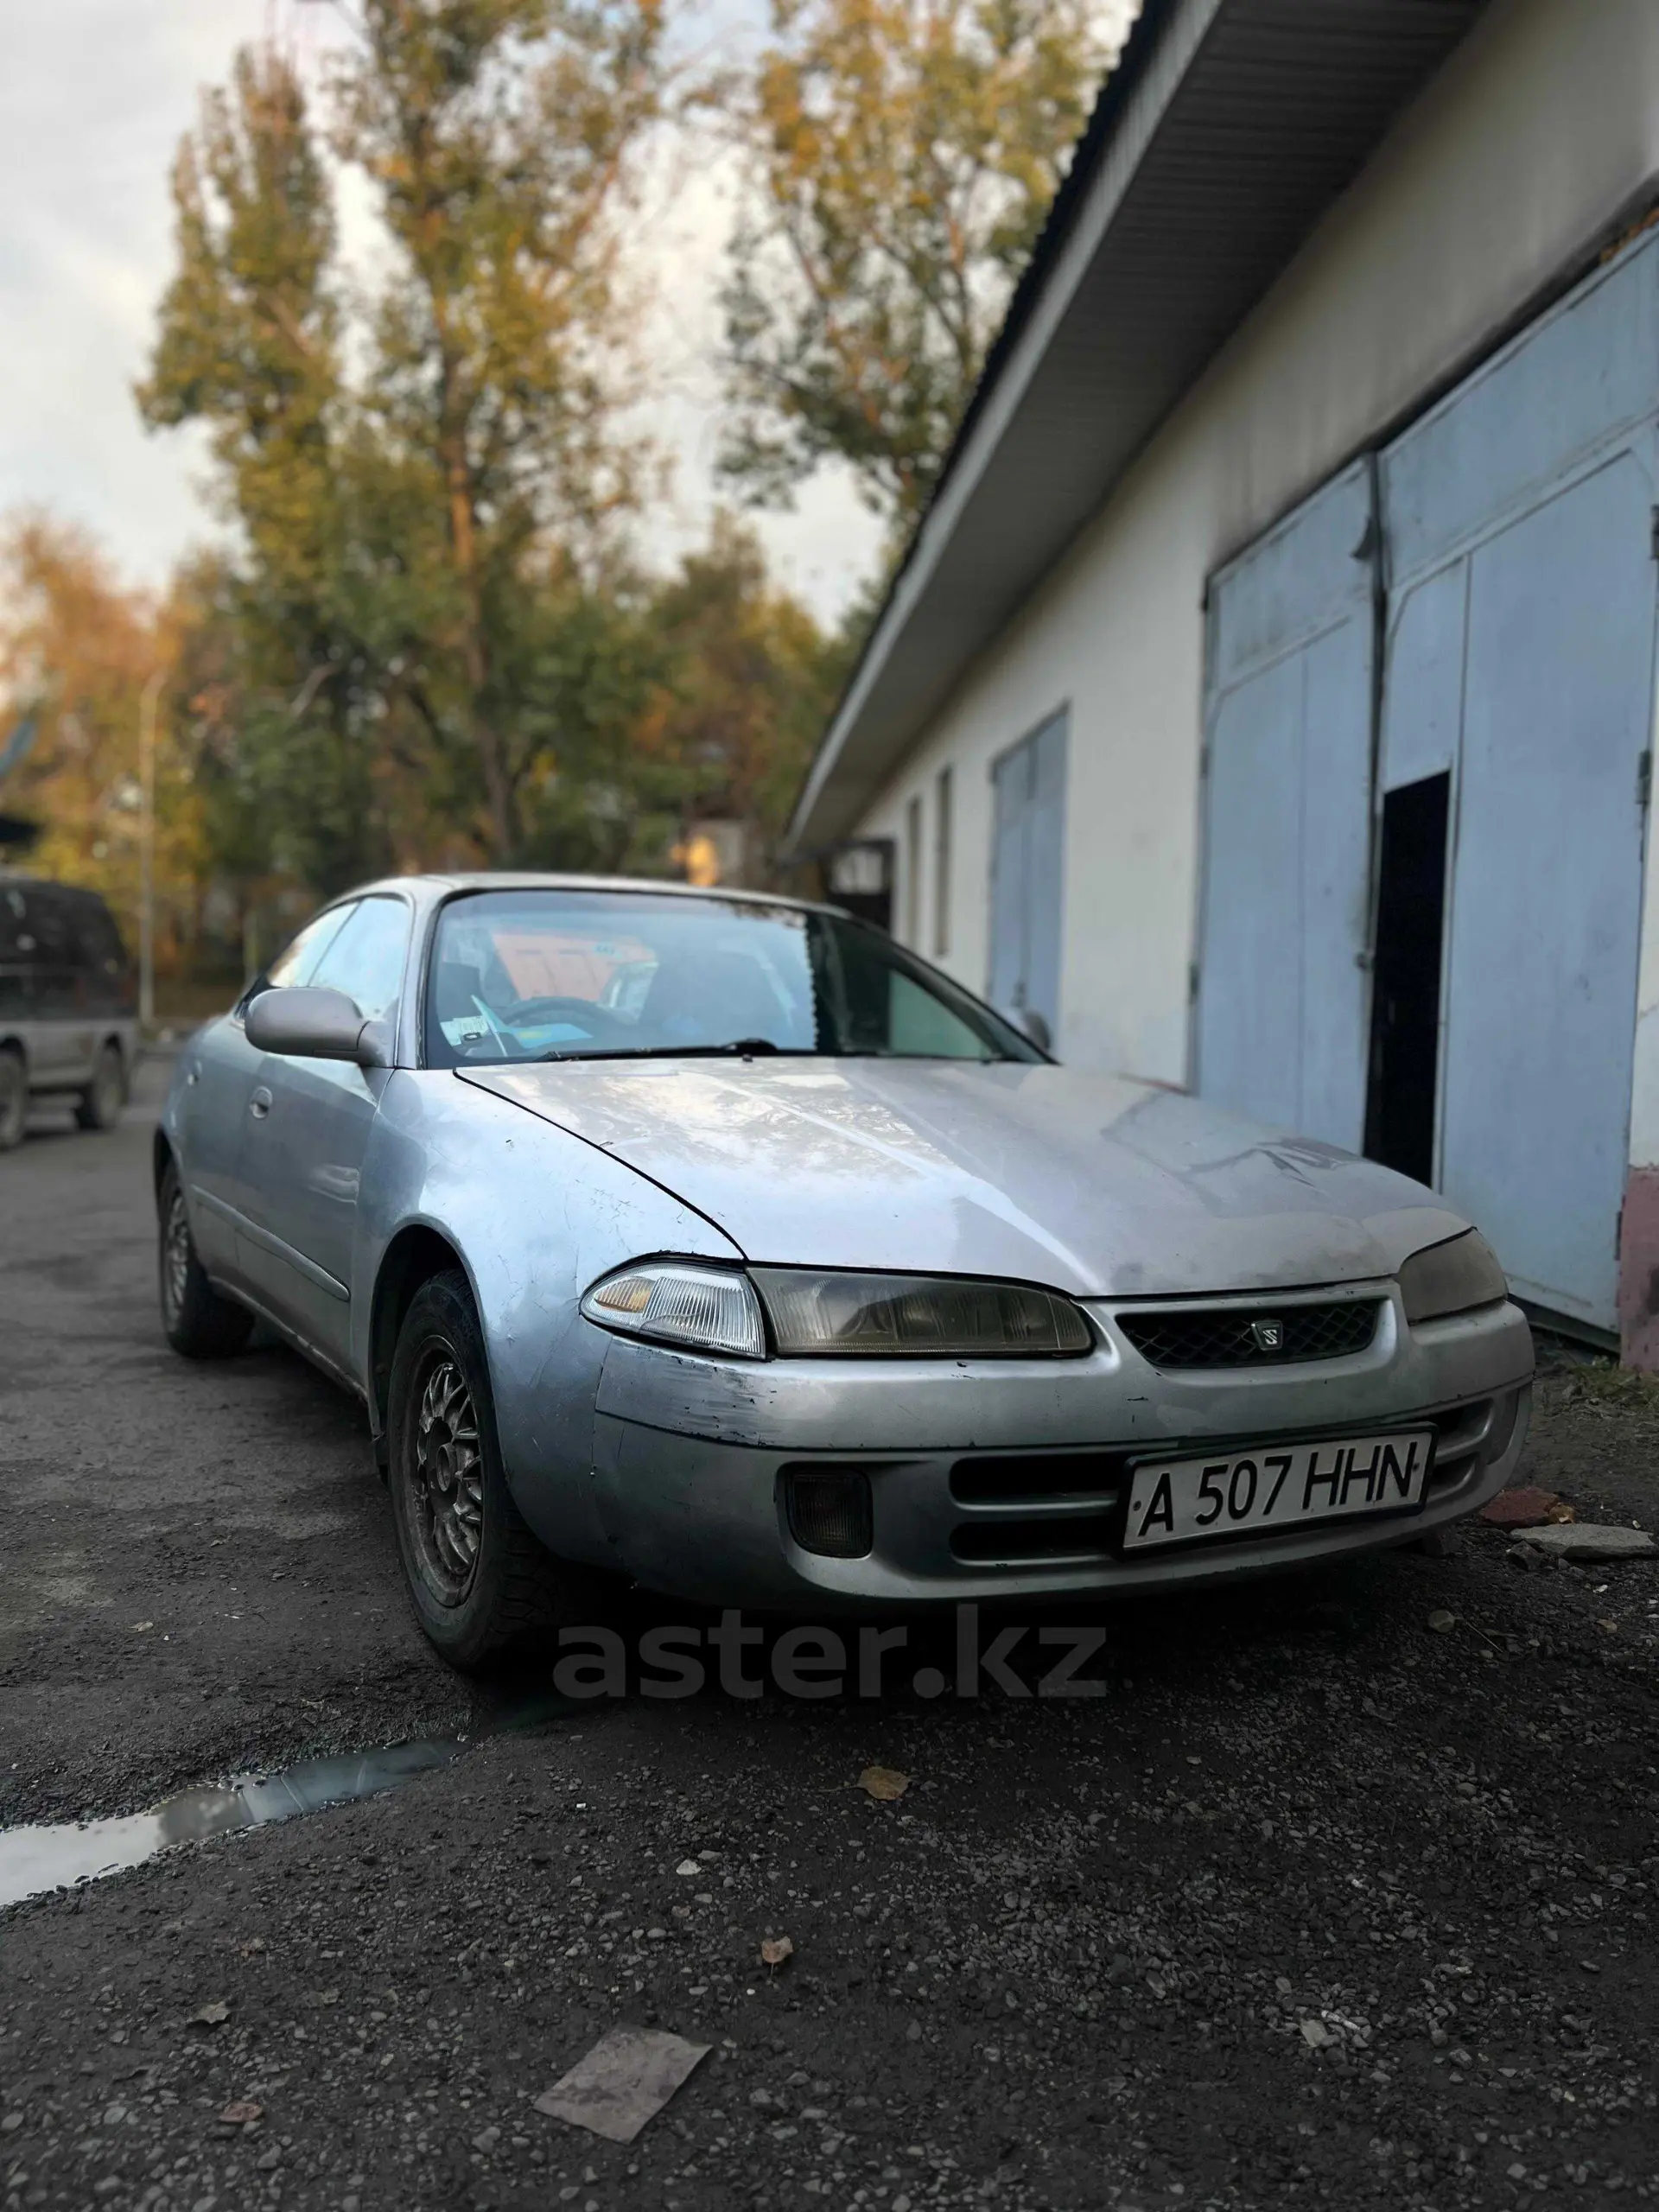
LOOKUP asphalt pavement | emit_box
[3,1054,1659,2210]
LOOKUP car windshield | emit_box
[423,889,1042,1069]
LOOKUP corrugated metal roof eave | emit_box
[787,0,1491,854]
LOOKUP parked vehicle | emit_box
[156,874,1534,1671]
[0,876,137,1148]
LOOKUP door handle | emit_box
[249,1087,272,1120]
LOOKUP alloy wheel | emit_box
[162,1186,192,1326]
[410,1354,484,1603]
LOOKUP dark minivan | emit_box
[0,876,137,1147]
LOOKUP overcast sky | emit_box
[1,3,1139,627]
[0,0,883,623]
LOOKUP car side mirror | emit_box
[1014,1007,1052,1055]
[246,985,392,1069]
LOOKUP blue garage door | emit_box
[988,709,1067,1040]
[1196,460,1378,1147]
[1380,234,1659,1331]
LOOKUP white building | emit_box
[791,0,1659,1360]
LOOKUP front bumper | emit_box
[575,1282,1534,1608]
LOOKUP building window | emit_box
[932,766,952,957]
[904,794,923,944]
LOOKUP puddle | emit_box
[0,1692,576,1914]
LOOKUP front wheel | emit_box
[74,1042,127,1131]
[387,1270,598,1673]
[159,1160,254,1358]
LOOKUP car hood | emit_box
[457,1058,1467,1300]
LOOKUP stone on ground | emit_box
[1510,1523,1656,1560]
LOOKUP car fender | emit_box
[352,1068,743,1565]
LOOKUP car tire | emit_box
[0,1046,24,1151]
[74,1042,127,1132]
[158,1160,255,1358]
[387,1268,598,1674]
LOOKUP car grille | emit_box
[1116,1300,1381,1370]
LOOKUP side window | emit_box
[261,904,360,996]
[308,896,411,1021]
[828,920,998,1059]
[70,899,126,976]
[24,889,73,966]
[0,887,28,963]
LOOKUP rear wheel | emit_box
[74,1042,127,1131]
[387,1269,597,1672]
[0,1046,24,1151]
[158,1160,254,1358]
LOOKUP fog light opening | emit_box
[783,1467,874,1560]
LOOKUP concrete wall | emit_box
[857,0,1659,1099]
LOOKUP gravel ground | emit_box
[3,1055,1659,2209]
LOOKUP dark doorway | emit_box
[1364,772,1451,1185]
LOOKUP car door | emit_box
[176,903,359,1284]
[236,894,413,1373]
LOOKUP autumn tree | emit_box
[139,2,667,864]
[716,0,1128,528]
[0,518,257,977]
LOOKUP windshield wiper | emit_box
[537,1038,814,1064]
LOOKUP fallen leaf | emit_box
[760,1935,794,1969]
[858,1764,910,1802]
[188,2001,230,2027]
[1426,1610,1456,1634]
[219,2101,263,2126]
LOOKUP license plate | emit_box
[1123,1429,1434,1553]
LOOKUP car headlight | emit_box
[1398,1230,1508,1324]
[581,1262,766,1359]
[751,1268,1094,1357]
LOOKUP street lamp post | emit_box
[138,668,164,1032]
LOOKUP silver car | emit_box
[156,874,1533,1670]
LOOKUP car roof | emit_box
[0,874,112,906]
[332,871,847,919]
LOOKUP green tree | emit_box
[717,0,1121,528]
[139,1,667,864]
[643,513,843,873]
